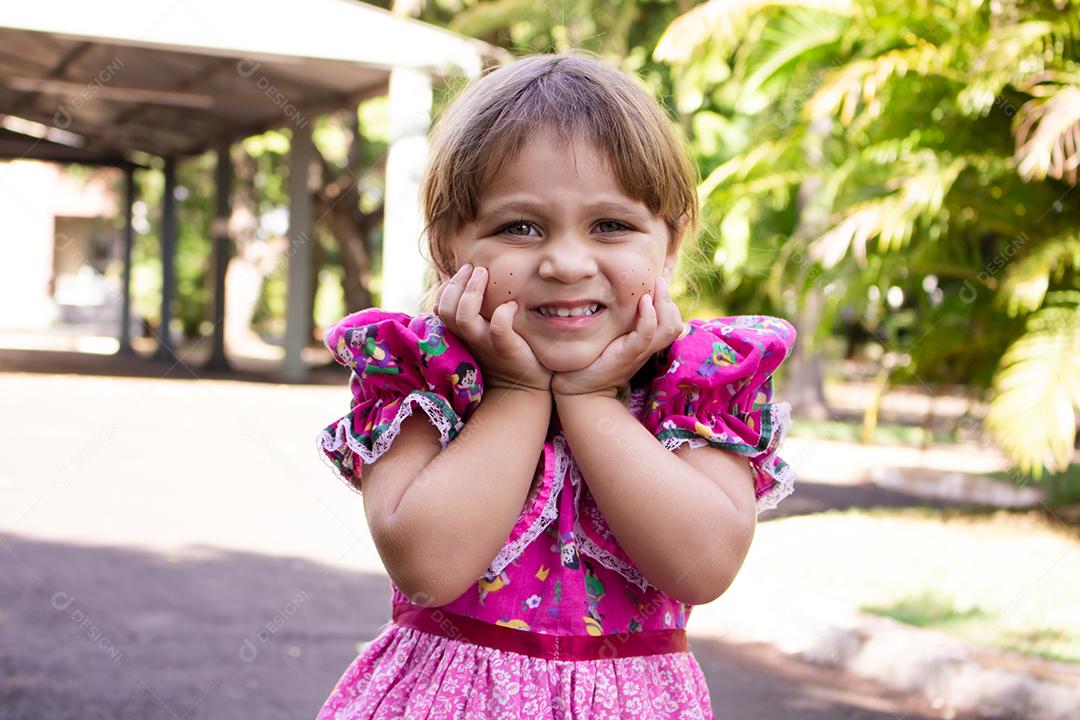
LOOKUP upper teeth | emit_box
[538,304,600,317]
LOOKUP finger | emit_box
[655,277,682,342]
[437,264,471,332]
[613,293,655,361]
[629,291,658,350]
[489,301,519,354]
[455,266,488,335]
[662,305,685,345]
[433,280,448,315]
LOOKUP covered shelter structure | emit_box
[0,0,504,380]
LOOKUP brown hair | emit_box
[417,49,701,311]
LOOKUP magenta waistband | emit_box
[391,603,688,661]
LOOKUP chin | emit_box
[529,341,602,374]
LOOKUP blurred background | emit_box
[1,0,1078,718]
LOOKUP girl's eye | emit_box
[495,219,631,237]
[498,220,537,237]
[596,219,630,234]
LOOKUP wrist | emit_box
[488,381,551,396]
[552,387,619,401]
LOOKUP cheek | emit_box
[481,265,525,317]
[453,246,523,317]
[614,261,658,309]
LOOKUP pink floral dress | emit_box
[315,309,797,719]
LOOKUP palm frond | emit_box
[698,138,793,200]
[447,0,548,36]
[735,8,848,106]
[809,154,967,268]
[653,0,853,64]
[956,21,1054,117]
[803,41,956,126]
[984,291,1080,478]
[998,230,1080,315]
[1013,85,1080,185]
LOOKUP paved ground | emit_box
[0,534,971,720]
[0,351,989,719]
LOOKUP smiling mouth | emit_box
[533,303,605,318]
[529,305,606,329]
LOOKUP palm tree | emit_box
[654,0,1080,477]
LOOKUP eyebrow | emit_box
[475,199,651,225]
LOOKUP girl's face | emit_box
[446,130,684,373]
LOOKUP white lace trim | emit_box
[571,468,657,593]
[316,388,461,494]
[480,434,571,582]
[658,401,796,518]
[555,386,659,592]
[315,434,362,494]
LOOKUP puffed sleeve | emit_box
[642,315,798,517]
[315,309,484,493]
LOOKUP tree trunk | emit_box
[306,225,324,348]
[787,286,831,421]
[224,144,288,358]
[313,108,382,314]
[786,115,832,421]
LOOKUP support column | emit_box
[383,67,432,313]
[282,123,314,382]
[154,156,177,362]
[206,141,233,371]
[117,166,136,356]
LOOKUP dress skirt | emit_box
[315,605,715,719]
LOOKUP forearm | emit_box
[555,392,752,605]
[388,386,552,604]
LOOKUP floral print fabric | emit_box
[315,623,715,720]
[317,309,485,493]
[315,309,798,719]
[641,315,798,515]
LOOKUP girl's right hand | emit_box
[434,263,552,392]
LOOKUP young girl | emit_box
[314,51,797,719]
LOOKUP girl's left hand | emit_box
[550,275,684,398]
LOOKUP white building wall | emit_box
[0,161,57,328]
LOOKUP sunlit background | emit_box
[1,1,1078,718]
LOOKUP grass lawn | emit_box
[790,417,958,446]
[985,464,1080,507]
[758,506,1080,664]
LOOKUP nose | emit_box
[537,233,598,283]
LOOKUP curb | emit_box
[693,585,1080,720]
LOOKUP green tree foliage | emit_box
[652,0,1080,475]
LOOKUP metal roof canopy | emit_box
[0,127,136,166]
[0,0,494,159]
[0,0,501,380]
